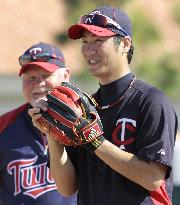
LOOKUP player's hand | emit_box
[28,100,50,135]
[38,82,105,151]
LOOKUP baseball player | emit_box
[29,6,178,205]
[0,42,77,205]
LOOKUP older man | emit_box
[0,42,77,205]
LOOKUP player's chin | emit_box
[88,62,103,75]
[88,66,99,76]
[88,68,103,78]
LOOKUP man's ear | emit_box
[122,36,132,52]
[64,68,70,82]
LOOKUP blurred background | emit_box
[0,0,179,203]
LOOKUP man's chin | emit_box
[30,96,47,108]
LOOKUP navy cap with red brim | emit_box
[19,62,59,76]
[68,24,116,39]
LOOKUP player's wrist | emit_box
[86,135,106,152]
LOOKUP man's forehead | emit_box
[22,65,52,75]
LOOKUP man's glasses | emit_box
[19,52,64,66]
[79,14,128,36]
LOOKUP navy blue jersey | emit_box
[0,104,77,205]
[67,73,178,205]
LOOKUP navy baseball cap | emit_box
[68,6,132,39]
[19,42,66,76]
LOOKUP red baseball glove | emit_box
[38,82,105,151]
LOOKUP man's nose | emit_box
[86,43,97,54]
[35,76,46,84]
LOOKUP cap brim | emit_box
[19,62,59,76]
[68,24,116,39]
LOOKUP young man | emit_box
[29,6,178,205]
[0,42,77,205]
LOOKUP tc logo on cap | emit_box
[84,11,101,24]
[29,47,42,56]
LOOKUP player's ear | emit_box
[63,68,70,82]
[122,36,131,52]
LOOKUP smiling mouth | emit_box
[88,59,101,65]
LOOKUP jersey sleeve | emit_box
[136,87,177,170]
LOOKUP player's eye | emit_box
[95,39,103,42]
[82,39,88,44]
[95,39,105,44]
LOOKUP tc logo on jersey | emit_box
[112,118,136,150]
[7,156,57,199]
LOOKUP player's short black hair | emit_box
[113,36,134,64]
